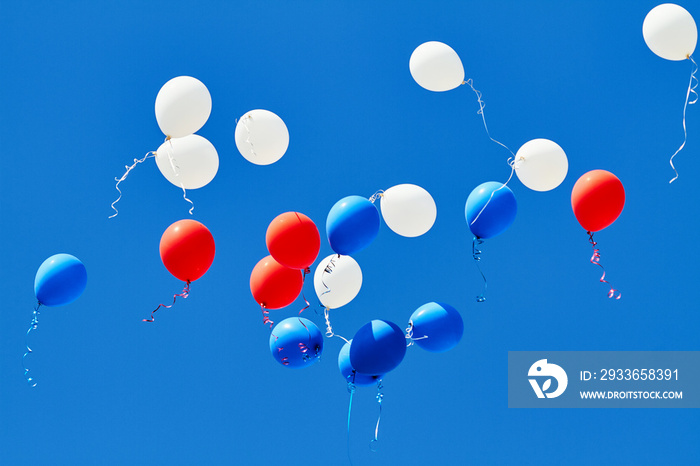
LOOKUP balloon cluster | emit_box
[26,3,697,454]
[111,78,291,217]
[409,36,633,299]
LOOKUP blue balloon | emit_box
[465,182,517,239]
[269,317,323,368]
[409,302,463,353]
[326,195,380,255]
[34,254,87,307]
[338,339,383,386]
[349,320,406,375]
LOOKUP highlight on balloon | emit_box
[110,76,217,217]
[643,3,698,182]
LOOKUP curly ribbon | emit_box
[472,236,487,302]
[323,307,350,343]
[161,138,194,215]
[260,303,273,329]
[143,281,191,322]
[109,151,156,218]
[668,55,699,183]
[368,190,384,204]
[298,268,311,316]
[240,115,258,161]
[369,380,384,452]
[463,79,515,158]
[180,183,195,215]
[587,232,621,299]
[324,307,335,337]
[319,254,339,299]
[22,302,42,387]
[404,321,428,347]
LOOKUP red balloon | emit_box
[250,255,303,309]
[160,219,215,282]
[571,170,625,232]
[266,212,320,269]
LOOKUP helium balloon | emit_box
[266,212,320,270]
[409,302,463,353]
[250,255,303,309]
[313,254,362,309]
[380,184,437,237]
[160,219,215,282]
[409,41,465,92]
[338,340,383,386]
[643,4,697,61]
[326,196,380,255]
[465,182,517,239]
[349,320,406,375]
[155,76,212,138]
[571,170,625,233]
[270,317,323,368]
[34,254,87,307]
[235,109,290,165]
[155,134,219,190]
[513,139,568,192]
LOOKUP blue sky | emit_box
[1,1,699,464]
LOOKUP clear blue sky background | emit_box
[2,1,699,464]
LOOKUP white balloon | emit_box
[155,134,219,189]
[513,139,568,192]
[409,41,465,92]
[643,4,697,61]
[314,254,362,309]
[380,184,437,237]
[155,76,212,138]
[235,109,290,165]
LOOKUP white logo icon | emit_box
[528,359,568,398]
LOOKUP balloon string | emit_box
[240,115,258,160]
[463,79,515,158]
[143,281,191,322]
[109,151,156,218]
[346,382,356,466]
[260,303,273,329]
[22,302,41,387]
[368,190,384,204]
[180,183,194,215]
[270,332,291,365]
[469,159,517,227]
[369,381,384,452]
[163,139,194,215]
[319,254,339,300]
[323,307,350,343]
[472,236,487,302]
[298,268,311,316]
[404,322,428,347]
[297,317,321,363]
[587,232,621,299]
[669,55,698,183]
